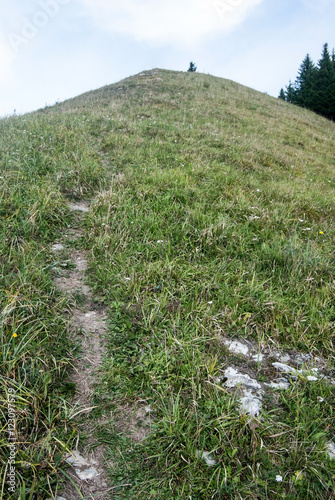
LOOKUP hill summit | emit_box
[1,69,335,499]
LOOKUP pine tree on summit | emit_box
[187,62,197,72]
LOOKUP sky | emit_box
[0,0,334,117]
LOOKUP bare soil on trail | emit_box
[53,203,112,500]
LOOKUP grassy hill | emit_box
[1,69,334,499]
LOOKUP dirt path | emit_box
[53,202,112,500]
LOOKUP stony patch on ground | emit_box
[217,335,335,459]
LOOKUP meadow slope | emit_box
[1,69,334,499]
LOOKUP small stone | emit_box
[85,311,96,318]
[75,466,99,480]
[224,368,261,390]
[275,475,283,482]
[307,376,318,381]
[277,353,291,363]
[69,203,89,212]
[252,353,264,363]
[52,244,65,251]
[295,353,312,365]
[57,497,68,500]
[326,441,335,459]
[65,451,89,467]
[196,450,217,467]
[272,362,299,375]
[239,390,262,416]
[223,340,249,356]
[265,378,290,390]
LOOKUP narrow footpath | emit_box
[52,201,112,500]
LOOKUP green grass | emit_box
[1,69,335,498]
[0,113,109,498]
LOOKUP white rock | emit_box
[272,362,299,375]
[265,378,290,390]
[57,497,67,500]
[224,367,261,390]
[196,450,217,467]
[277,353,291,363]
[294,353,312,365]
[275,475,283,482]
[69,203,89,212]
[239,391,262,416]
[52,244,65,251]
[223,340,249,356]
[307,376,318,381]
[252,353,264,363]
[326,441,335,459]
[65,451,89,467]
[75,467,99,480]
[85,311,96,318]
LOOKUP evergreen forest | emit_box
[279,43,335,121]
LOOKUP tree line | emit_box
[279,43,335,121]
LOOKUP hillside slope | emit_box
[1,69,334,499]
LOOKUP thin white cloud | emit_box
[79,0,265,46]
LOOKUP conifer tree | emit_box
[278,88,286,100]
[279,43,335,121]
[314,43,335,120]
[187,62,197,72]
[285,81,296,103]
[294,54,317,110]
